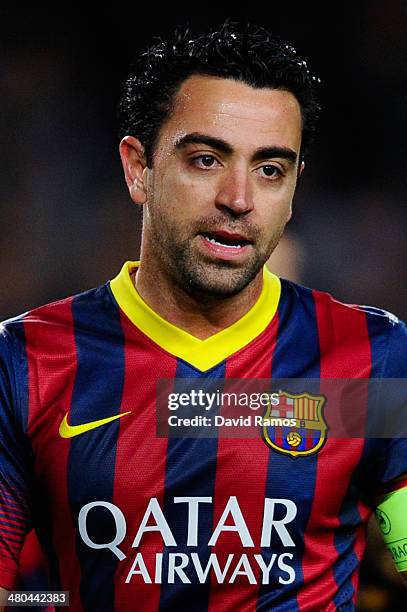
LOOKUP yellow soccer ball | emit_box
[287,431,301,447]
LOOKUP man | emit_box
[1,21,406,611]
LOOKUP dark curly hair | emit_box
[117,20,321,167]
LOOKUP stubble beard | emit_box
[148,212,285,300]
[171,240,264,298]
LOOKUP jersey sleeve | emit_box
[374,316,407,488]
[0,323,33,589]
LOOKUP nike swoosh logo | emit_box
[59,411,131,439]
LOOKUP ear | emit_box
[119,136,148,205]
[298,160,305,177]
[286,205,293,222]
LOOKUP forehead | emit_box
[161,74,302,153]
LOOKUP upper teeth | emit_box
[206,237,242,248]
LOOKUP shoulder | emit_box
[280,278,406,373]
[281,276,403,332]
[0,281,114,356]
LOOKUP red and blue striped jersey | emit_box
[1,260,407,611]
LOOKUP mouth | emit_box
[198,230,252,259]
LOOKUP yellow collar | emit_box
[109,261,281,372]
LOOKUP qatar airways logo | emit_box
[78,496,297,585]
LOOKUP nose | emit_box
[214,164,253,216]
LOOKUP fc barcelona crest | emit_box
[262,391,328,458]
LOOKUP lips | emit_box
[199,230,252,248]
[197,229,253,260]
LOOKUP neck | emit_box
[134,260,264,340]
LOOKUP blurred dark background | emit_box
[1,4,406,610]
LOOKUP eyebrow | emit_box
[174,132,298,165]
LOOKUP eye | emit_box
[257,165,283,180]
[191,155,220,169]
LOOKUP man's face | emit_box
[143,74,303,298]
